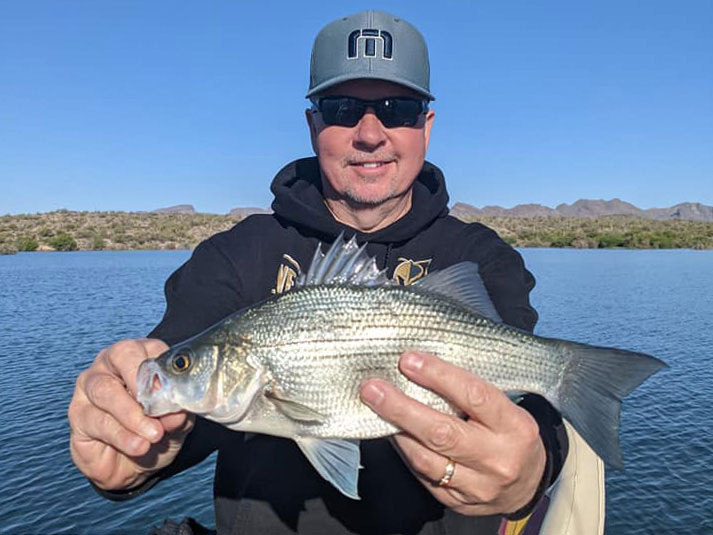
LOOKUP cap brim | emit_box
[306,73,435,101]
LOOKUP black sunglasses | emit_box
[312,96,428,128]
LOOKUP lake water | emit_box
[0,249,711,535]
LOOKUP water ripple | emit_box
[1,249,711,534]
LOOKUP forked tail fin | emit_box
[554,341,666,468]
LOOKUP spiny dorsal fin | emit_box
[295,237,501,323]
[297,232,391,288]
[413,262,503,323]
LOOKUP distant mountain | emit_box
[153,204,196,214]
[150,205,273,217]
[228,207,273,218]
[451,202,556,218]
[451,199,713,222]
[644,202,713,221]
[555,198,642,218]
[148,200,713,222]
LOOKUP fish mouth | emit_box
[136,359,180,416]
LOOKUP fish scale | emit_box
[227,284,564,439]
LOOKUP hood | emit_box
[270,157,450,244]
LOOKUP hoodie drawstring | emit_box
[383,243,393,273]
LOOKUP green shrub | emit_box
[649,233,675,249]
[48,232,78,251]
[16,236,39,251]
[596,232,628,248]
[547,232,574,248]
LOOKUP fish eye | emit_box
[171,352,191,373]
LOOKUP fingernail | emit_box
[139,421,160,442]
[361,383,385,407]
[401,352,424,373]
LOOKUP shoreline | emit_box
[2,210,712,253]
[4,245,712,255]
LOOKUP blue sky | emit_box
[1,0,711,215]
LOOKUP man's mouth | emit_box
[349,160,393,169]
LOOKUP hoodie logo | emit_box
[347,29,393,60]
[272,254,301,295]
[273,253,431,292]
[393,258,432,286]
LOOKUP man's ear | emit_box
[423,109,435,152]
[305,109,320,156]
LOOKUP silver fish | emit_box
[136,234,665,499]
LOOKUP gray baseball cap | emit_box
[307,10,434,101]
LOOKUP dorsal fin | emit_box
[297,232,391,287]
[295,237,502,323]
[413,262,503,323]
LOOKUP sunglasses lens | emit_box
[319,98,364,127]
[317,97,425,128]
[378,98,424,127]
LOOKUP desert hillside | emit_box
[2,208,712,254]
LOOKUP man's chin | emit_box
[342,188,398,208]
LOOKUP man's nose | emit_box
[353,108,386,148]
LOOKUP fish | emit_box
[136,234,666,499]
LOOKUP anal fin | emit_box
[294,437,361,499]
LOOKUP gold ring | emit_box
[437,458,456,487]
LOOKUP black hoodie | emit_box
[105,157,566,535]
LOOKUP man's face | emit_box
[306,79,435,207]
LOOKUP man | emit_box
[69,10,567,534]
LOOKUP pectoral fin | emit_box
[265,390,327,423]
[294,436,361,499]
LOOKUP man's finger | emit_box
[360,378,475,459]
[83,371,162,444]
[72,403,152,458]
[392,432,463,484]
[159,412,195,435]
[102,338,168,395]
[391,434,506,510]
[398,351,514,430]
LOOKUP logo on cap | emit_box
[347,29,393,60]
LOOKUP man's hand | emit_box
[360,351,546,516]
[68,338,195,491]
